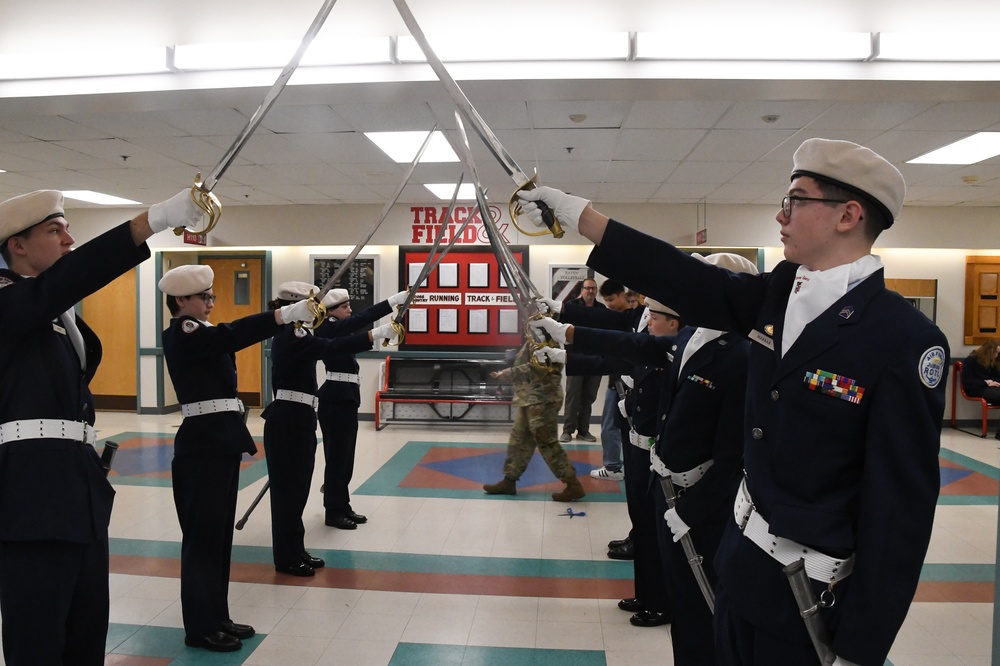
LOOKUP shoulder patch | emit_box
[0,277,12,289]
[181,319,200,334]
[918,346,946,389]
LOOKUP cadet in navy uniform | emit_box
[317,287,407,529]
[160,265,317,652]
[264,282,402,576]
[519,138,949,666]
[533,296,684,630]
[0,189,202,664]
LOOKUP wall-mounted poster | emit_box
[312,255,378,314]
[398,246,528,351]
[550,265,595,303]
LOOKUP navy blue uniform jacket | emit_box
[316,300,392,406]
[0,221,149,543]
[164,312,281,457]
[589,219,948,665]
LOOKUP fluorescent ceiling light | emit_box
[397,32,627,62]
[907,132,1000,165]
[878,33,1000,61]
[636,31,871,60]
[173,36,391,71]
[0,47,170,79]
[424,183,478,200]
[63,191,142,206]
[365,131,459,163]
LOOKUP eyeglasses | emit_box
[781,195,850,218]
[196,293,217,303]
[581,286,597,291]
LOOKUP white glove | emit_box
[664,507,691,543]
[278,299,318,325]
[516,186,590,234]
[371,322,401,347]
[621,375,634,389]
[148,190,204,233]
[533,346,566,364]
[387,290,409,308]
[535,297,562,316]
[617,398,628,418]
[528,316,570,346]
[832,658,860,666]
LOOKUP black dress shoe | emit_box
[607,541,635,560]
[220,620,255,639]
[629,610,672,627]
[275,562,315,577]
[325,514,358,530]
[607,536,631,550]
[618,597,643,612]
[300,551,325,568]
[184,631,242,652]
[346,510,367,524]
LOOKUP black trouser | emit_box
[654,485,724,666]
[0,537,109,665]
[264,415,317,565]
[563,374,601,435]
[623,438,671,613]
[319,400,359,515]
[172,453,240,638]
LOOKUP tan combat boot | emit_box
[483,478,517,495]
[552,477,585,502]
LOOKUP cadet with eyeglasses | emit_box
[516,138,949,666]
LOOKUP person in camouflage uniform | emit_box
[483,340,585,501]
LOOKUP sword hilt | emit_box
[294,292,328,331]
[173,173,222,237]
[509,175,565,239]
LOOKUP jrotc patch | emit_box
[918,346,946,389]
[181,320,200,334]
[0,276,12,289]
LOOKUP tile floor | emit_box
[1,411,997,665]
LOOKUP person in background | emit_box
[483,337,586,502]
[559,277,604,443]
[264,282,401,576]
[160,264,316,652]
[590,278,630,481]
[317,287,407,530]
[0,188,201,665]
[961,339,1000,439]
[518,137,949,666]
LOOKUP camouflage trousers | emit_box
[502,401,577,483]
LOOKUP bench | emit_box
[375,356,515,430]
[950,360,1000,438]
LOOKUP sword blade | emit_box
[659,476,716,613]
[392,0,562,238]
[202,0,341,192]
[317,125,438,297]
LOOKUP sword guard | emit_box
[381,320,405,347]
[294,292,327,331]
[509,175,565,239]
[173,173,222,237]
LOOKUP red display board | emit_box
[398,246,528,351]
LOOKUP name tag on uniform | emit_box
[748,329,774,351]
[52,323,66,335]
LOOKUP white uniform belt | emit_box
[275,389,318,409]
[649,451,712,488]
[181,398,244,418]
[0,419,96,447]
[628,429,652,450]
[325,371,360,384]
[734,478,855,583]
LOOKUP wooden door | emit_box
[81,269,137,411]
[199,256,264,407]
[964,257,1000,345]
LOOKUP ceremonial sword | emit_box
[391,0,564,239]
[302,125,438,331]
[177,0,343,236]
[660,476,716,613]
[783,559,837,665]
